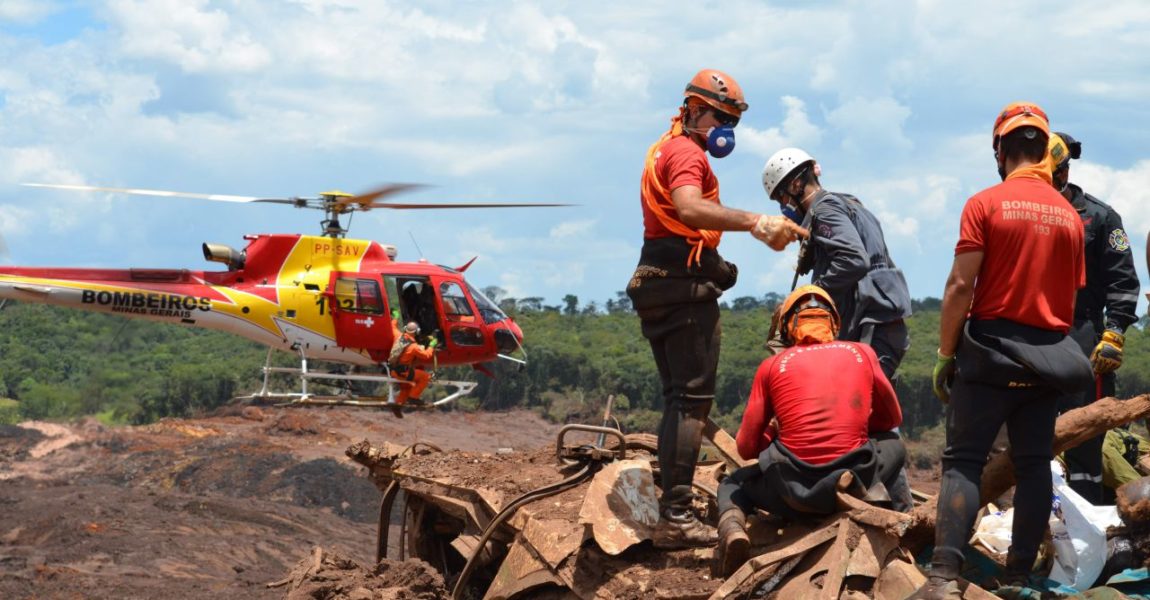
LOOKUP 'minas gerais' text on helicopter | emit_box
[0,183,569,411]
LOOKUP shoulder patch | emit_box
[1109,228,1130,252]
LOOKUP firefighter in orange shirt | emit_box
[389,322,437,418]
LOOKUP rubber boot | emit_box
[992,558,1038,599]
[905,576,961,600]
[712,509,749,578]
[652,508,718,550]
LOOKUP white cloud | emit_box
[549,219,595,239]
[826,96,912,154]
[106,0,271,73]
[1072,160,1150,240]
[0,1,60,24]
[741,96,823,159]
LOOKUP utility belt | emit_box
[626,237,738,318]
[957,319,1093,392]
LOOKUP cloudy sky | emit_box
[2,0,1149,312]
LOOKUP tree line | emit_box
[2,297,1147,441]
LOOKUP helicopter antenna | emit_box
[408,231,426,261]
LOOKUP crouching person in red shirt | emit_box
[712,285,907,578]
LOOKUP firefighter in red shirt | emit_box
[626,69,805,550]
[388,322,437,418]
[912,103,1093,599]
[712,285,906,577]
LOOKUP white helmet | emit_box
[761,148,815,199]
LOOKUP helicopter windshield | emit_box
[467,282,508,325]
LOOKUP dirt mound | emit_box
[267,413,322,436]
[0,408,562,599]
[0,424,44,462]
[279,547,446,600]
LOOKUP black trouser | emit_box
[859,320,914,511]
[641,300,720,513]
[931,378,1062,579]
[1059,320,1109,504]
[858,320,910,381]
[717,434,908,516]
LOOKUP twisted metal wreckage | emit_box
[347,394,1150,599]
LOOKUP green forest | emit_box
[2,293,1149,445]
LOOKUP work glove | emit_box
[428,338,439,349]
[932,351,956,404]
[1090,329,1124,374]
[751,214,809,251]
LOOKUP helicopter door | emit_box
[438,280,489,361]
[327,273,391,361]
[387,277,443,344]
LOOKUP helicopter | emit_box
[0,183,570,412]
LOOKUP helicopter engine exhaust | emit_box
[202,243,246,271]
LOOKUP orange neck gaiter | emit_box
[1006,162,1053,185]
[789,309,837,345]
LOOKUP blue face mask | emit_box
[781,203,802,225]
[706,126,736,158]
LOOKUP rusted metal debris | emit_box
[346,396,1150,599]
[346,433,926,598]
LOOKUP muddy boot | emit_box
[991,568,1041,600]
[652,508,717,550]
[712,509,749,578]
[905,576,961,600]
[389,404,404,418]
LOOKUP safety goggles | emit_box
[794,295,832,314]
[685,83,749,113]
[994,103,1049,132]
[771,165,810,201]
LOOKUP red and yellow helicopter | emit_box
[0,183,568,411]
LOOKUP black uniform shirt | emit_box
[1066,183,1140,333]
[800,191,912,339]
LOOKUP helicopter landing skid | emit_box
[236,348,477,409]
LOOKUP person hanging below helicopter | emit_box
[388,321,438,418]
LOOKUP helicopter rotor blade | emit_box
[340,183,429,210]
[365,202,575,209]
[21,183,291,204]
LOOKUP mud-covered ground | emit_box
[0,406,562,600]
[0,405,950,600]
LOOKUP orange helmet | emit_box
[992,102,1049,148]
[684,69,748,117]
[774,284,840,345]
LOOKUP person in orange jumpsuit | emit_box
[391,322,437,416]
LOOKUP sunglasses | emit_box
[709,108,740,128]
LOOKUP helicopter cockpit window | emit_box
[466,282,507,325]
[439,282,476,323]
[333,278,384,314]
